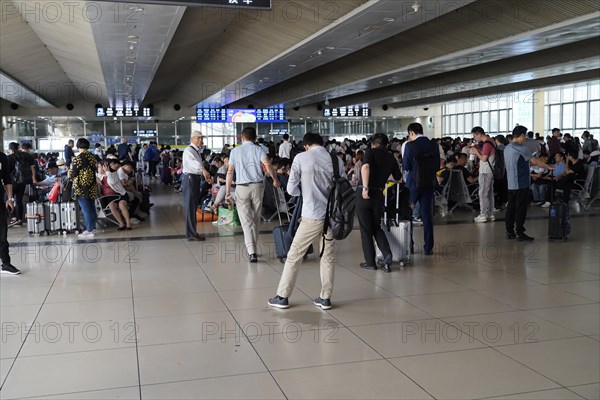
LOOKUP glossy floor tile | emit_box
[1,184,598,399]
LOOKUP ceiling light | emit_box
[383,17,395,22]
[289,64,296,67]
[411,3,420,12]
[326,46,335,50]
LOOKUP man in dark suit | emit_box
[402,123,440,256]
[0,151,20,274]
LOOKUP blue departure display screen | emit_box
[196,108,286,123]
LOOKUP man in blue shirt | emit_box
[403,123,440,256]
[226,127,279,263]
[64,140,75,168]
[504,126,554,241]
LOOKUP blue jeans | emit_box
[530,182,548,202]
[412,201,421,219]
[78,198,97,232]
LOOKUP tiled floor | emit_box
[1,184,599,399]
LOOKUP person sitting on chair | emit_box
[98,161,132,231]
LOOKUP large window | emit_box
[442,93,521,137]
[544,81,600,137]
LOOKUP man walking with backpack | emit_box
[268,133,346,310]
[471,127,496,223]
[403,123,439,256]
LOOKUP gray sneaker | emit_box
[1,264,21,275]
[313,297,332,310]
[267,295,289,309]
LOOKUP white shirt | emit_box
[229,142,267,184]
[182,144,205,175]
[278,141,292,159]
[106,171,127,195]
[287,146,345,220]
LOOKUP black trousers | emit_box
[13,183,26,221]
[0,199,10,265]
[148,161,158,178]
[182,174,201,238]
[356,190,391,266]
[505,189,530,235]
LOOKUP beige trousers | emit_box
[234,183,264,255]
[277,218,335,300]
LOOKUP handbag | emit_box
[47,185,60,203]
[217,201,240,226]
[196,207,218,222]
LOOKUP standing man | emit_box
[139,143,148,173]
[402,123,440,256]
[117,138,132,161]
[548,128,563,162]
[278,133,292,160]
[64,139,75,168]
[0,151,20,274]
[504,126,554,241]
[356,133,402,272]
[182,131,211,241]
[268,133,343,310]
[144,141,160,179]
[226,127,279,263]
[471,127,496,223]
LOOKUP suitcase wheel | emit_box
[399,261,406,268]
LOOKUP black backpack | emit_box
[408,140,438,190]
[11,158,26,184]
[321,153,356,256]
[484,141,506,180]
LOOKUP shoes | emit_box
[78,230,95,239]
[493,207,502,212]
[249,254,258,263]
[474,214,488,223]
[268,295,289,309]
[412,218,423,226]
[516,233,535,241]
[188,236,206,242]
[487,215,496,221]
[424,250,434,256]
[313,297,332,310]
[8,219,20,227]
[130,218,141,224]
[541,202,551,208]
[382,263,392,273]
[506,231,516,240]
[1,264,21,275]
[117,226,126,231]
[531,201,543,206]
[360,262,377,270]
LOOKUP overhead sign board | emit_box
[196,108,286,123]
[110,0,272,9]
[323,106,371,118]
[96,106,154,118]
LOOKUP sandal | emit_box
[117,225,126,231]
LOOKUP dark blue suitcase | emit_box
[272,194,313,263]
[548,201,570,241]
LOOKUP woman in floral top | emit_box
[71,138,98,238]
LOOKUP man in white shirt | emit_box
[182,131,211,241]
[268,132,344,310]
[278,134,292,160]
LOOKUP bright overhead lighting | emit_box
[289,64,297,67]
[383,17,395,22]
[326,46,335,50]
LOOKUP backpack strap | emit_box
[320,152,338,258]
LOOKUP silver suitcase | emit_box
[376,183,412,267]
[26,202,46,235]
[44,202,62,234]
[60,202,79,234]
[376,221,412,267]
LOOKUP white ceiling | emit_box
[0,0,598,119]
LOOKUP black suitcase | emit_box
[548,201,570,241]
[273,193,313,263]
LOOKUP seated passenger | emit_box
[436,156,457,187]
[530,164,550,205]
[455,153,478,185]
[99,161,132,230]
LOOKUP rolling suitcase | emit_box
[273,193,313,263]
[548,188,570,241]
[60,201,80,234]
[44,202,62,235]
[376,183,412,267]
[26,202,46,236]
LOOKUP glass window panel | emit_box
[480,100,489,111]
[499,110,508,132]
[456,102,464,114]
[590,101,600,128]
[562,104,574,129]
[443,116,450,134]
[562,87,574,103]
[550,105,561,129]
[481,112,489,132]
[549,90,561,104]
[498,97,508,110]
[575,85,588,102]
[590,83,600,100]
[472,101,480,112]
[472,112,480,127]
[490,111,499,132]
[576,103,588,129]
[464,102,472,113]
[545,105,550,131]
[447,103,456,114]
[450,115,457,134]
[464,114,472,132]
[457,114,464,134]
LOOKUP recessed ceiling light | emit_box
[383,17,395,22]
[289,64,297,67]
[326,46,335,50]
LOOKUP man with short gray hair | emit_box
[182,131,211,241]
